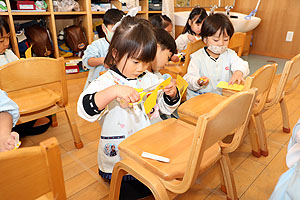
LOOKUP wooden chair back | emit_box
[0,57,68,106]
[267,54,300,106]
[0,137,66,200]
[166,89,257,192]
[284,54,300,95]
[182,39,206,75]
[0,57,83,149]
[228,32,246,57]
[242,63,277,114]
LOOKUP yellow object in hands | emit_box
[216,81,244,91]
[176,75,188,97]
[129,77,172,114]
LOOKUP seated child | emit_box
[149,14,173,34]
[175,7,208,52]
[82,8,125,89]
[0,89,20,152]
[77,16,180,199]
[0,17,18,65]
[148,28,177,80]
[270,118,300,199]
[184,13,249,99]
[0,17,51,136]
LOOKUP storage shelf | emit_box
[54,11,87,15]
[92,11,106,15]
[148,11,162,13]
[12,11,51,15]
[0,12,8,15]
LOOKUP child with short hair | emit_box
[82,8,125,89]
[148,28,177,80]
[149,14,173,34]
[184,13,249,99]
[0,17,18,65]
[77,16,180,198]
[0,89,20,152]
[175,7,208,52]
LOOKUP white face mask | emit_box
[207,45,227,55]
[104,25,114,42]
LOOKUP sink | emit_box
[174,11,261,33]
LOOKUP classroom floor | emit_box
[20,54,298,200]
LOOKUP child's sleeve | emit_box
[157,88,181,115]
[183,54,205,91]
[229,51,250,77]
[77,75,113,122]
[82,40,105,69]
[175,34,190,52]
[0,90,19,127]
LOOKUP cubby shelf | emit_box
[3,0,162,76]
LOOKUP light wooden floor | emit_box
[20,75,300,200]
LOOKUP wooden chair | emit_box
[228,32,246,57]
[264,54,300,133]
[109,89,257,200]
[0,137,66,200]
[161,39,206,78]
[178,63,277,157]
[0,57,83,149]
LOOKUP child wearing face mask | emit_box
[82,9,125,89]
[183,13,249,99]
[175,7,208,52]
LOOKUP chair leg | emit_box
[248,115,261,157]
[110,158,169,200]
[51,114,58,127]
[217,162,227,194]
[64,104,83,149]
[219,154,238,200]
[280,98,290,133]
[255,114,268,157]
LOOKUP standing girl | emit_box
[184,13,249,99]
[175,7,208,52]
[77,16,180,198]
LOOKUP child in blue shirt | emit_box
[0,89,20,152]
[82,9,125,89]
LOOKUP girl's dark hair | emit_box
[200,13,234,39]
[150,14,172,30]
[0,17,10,36]
[183,7,208,35]
[103,9,125,26]
[155,28,176,56]
[104,16,157,71]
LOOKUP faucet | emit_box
[210,5,218,14]
[225,5,234,15]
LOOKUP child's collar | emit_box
[204,46,219,62]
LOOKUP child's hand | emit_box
[115,85,140,108]
[197,76,209,86]
[163,79,177,98]
[0,132,19,152]
[229,70,244,85]
[187,34,196,42]
[170,55,180,63]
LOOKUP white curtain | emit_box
[162,0,175,37]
